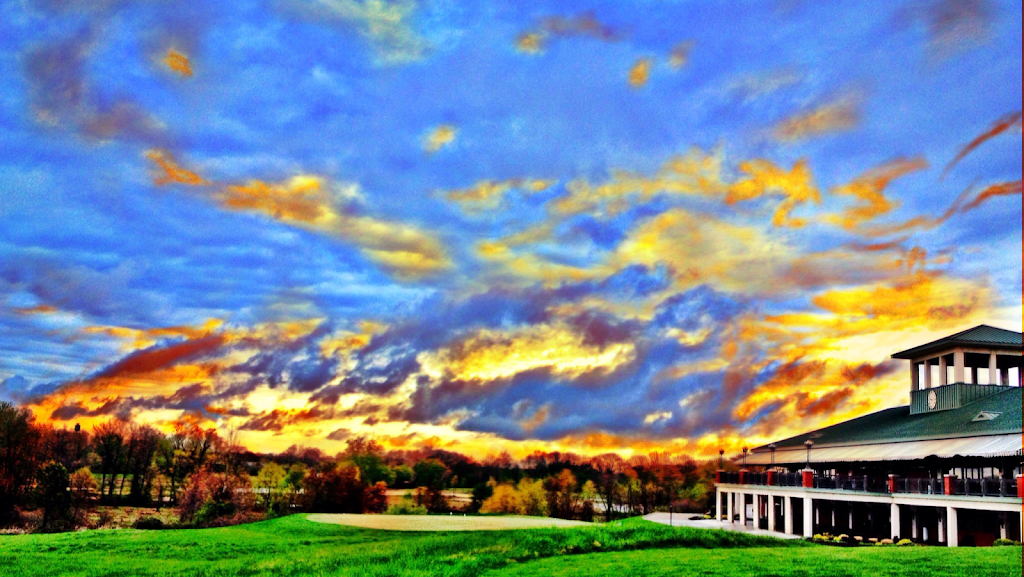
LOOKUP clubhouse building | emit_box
[715,325,1023,546]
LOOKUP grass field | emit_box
[309,513,590,530]
[0,514,1019,577]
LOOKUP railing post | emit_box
[888,474,897,493]
[715,470,722,484]
[801,469,814,488]
[1017,475,1023,499]
[766,470,775,486]
[738,470,747,485]
[943,474,955,496]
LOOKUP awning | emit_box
[744,434,1023,465]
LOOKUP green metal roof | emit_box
[754,385,1022,453]
[891,324,1022,359]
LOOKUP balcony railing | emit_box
[894,478,942,495]
[718,472,1019,498]
[952,477,1018,497]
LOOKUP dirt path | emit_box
[306,513,591,531]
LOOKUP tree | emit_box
[516,478,548,516]
[469,482,493,513]
[36,461,72,531]
[479,484,520,514]
[301,464,366,513]
[412,459,449,512]
[69,466,97,520]
[91,420,126,499]
[0,401,41,523]
[254,462,287,510]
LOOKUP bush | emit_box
[386,501,428,515]
[993,538,1022,546]
[896,538,915,547]
[131,516,164,530]
[193,500,235,527]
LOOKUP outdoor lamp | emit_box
[719,448,724,469]
[742,446,748,467]
[769,443,776,466]
[804,439,813,468]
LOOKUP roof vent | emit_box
[971,411,1001,422]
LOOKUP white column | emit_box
[890,503,900,540]
[953,350,965,384]
[989,353,998,384]
[768,495,776,532]
[784,496,793,535]
[911,362,919,391]
[753,494,762,529]
[739,493,747,526]
[727,491,734,523]
[924,359,932,388]
[999,513,1007,540]
[938,511,945,543]
[802,497,813,538]
[849,507,853,531]
[716,487,723,521]
[939,356,948,386]
[946,507,958,547]
[911,508,918,539]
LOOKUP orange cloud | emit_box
[943,111,1022,177]
[773,97,860,142]
[144,149,207,186]
[628,58,651,88]
[163,48,193,77]
[960,179,1022,212]
[826,157,927,229]
[727,159,820,227]
[12,304,59,315]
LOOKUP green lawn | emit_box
[0,515,1018,577]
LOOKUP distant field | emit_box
[308,513,589,531]
[486,545,1023,577]
[0,514,1019,577]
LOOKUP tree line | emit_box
[1,402,718,531]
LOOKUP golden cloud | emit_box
[424,124,456,153]
[727,159,820,227]
[628,58,652,88]
[444,178,554,213]
[422,323,636,383]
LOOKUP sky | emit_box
[0,0,1021,460]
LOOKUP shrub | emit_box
[131,516,164,530]
[386,501,428,515]
[178,468,253,526]
[896,538,914,547]
[993,538,1022,546]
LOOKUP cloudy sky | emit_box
[1,0,1020,459]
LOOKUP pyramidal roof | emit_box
[891,325,1022,359]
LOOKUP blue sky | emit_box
[0,0,1020,457]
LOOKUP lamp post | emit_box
[719,449,724,469]
[769,443,776,467]
[742,446,748,468]
[804,439,813,469]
